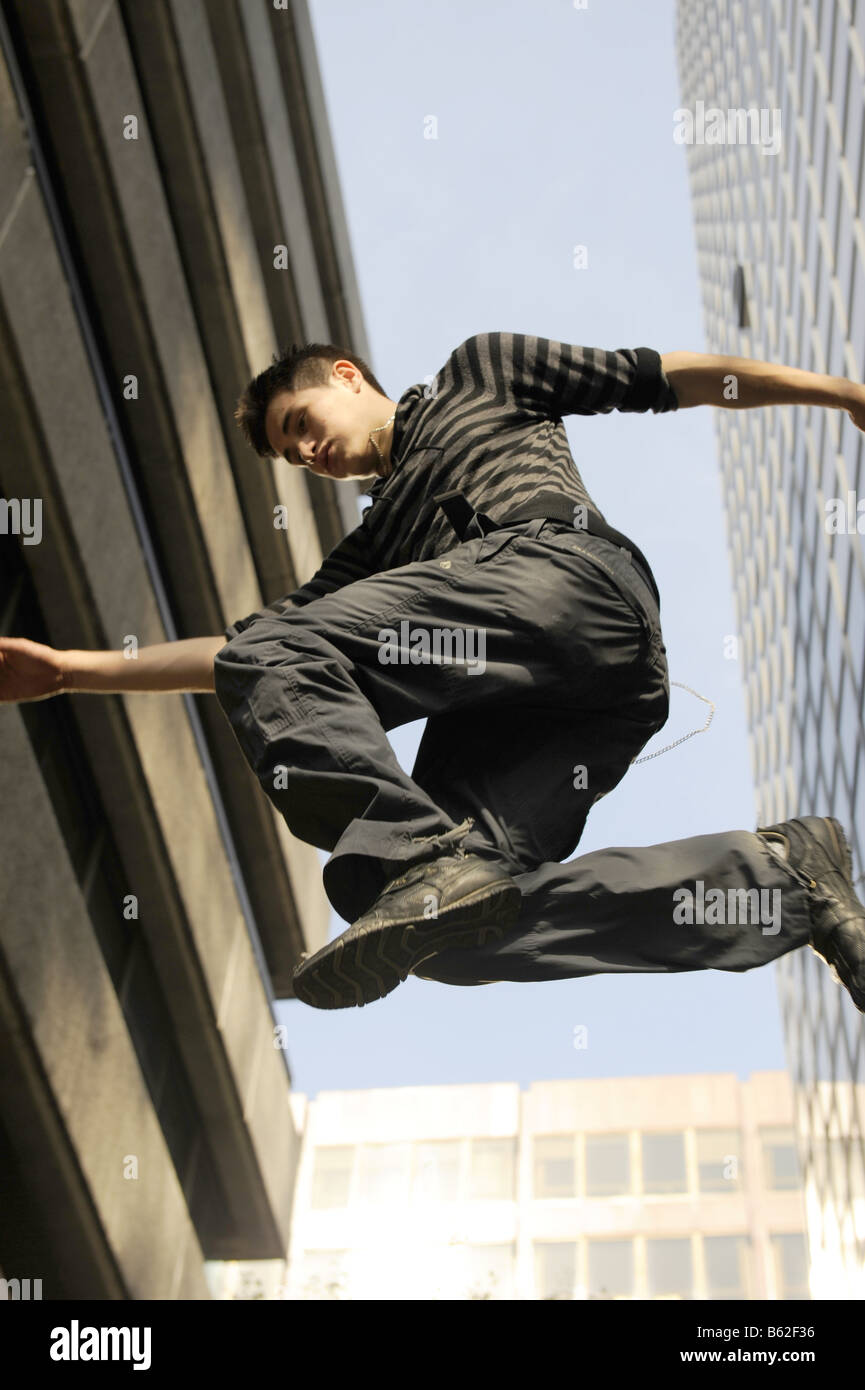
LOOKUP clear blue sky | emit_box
[275,0,789,1097]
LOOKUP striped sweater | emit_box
[224,332,679,640]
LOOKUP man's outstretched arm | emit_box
[660,350,865,427]
[0,634,226,703]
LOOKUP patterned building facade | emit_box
[675,0,865,1296]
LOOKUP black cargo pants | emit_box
[213,517,813,985]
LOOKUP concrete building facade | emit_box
[0,0,370,1298]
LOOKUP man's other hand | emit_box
[0,636,67,705]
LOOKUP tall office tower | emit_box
[0,0,369,1298]
[676,0,865,1297]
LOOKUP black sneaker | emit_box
[291,852,520,1009]
[756,816,865,1012]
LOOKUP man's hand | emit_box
[0,636,67,704]
[842,382,865,433]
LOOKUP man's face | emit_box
[264,361,382,481]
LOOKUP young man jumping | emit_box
[3,333,865,1015]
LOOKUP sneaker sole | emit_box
[412,973,499,986]
[292,879,521,1009]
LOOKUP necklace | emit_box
[369,411,396,474]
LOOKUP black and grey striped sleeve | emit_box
[454,333,679,418]
[223,523,375,641]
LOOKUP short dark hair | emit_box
[234,343,388,458]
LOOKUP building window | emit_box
[733,263,750,327]
[844,67,864,203]
[533,1242,578,1300]
[704,1235,751,1299]
[849,255,865,380]
[769,1233,810,1299]
[587,1239,634,1298]
[293,1250,350,1300]
[533,1135,577,1199]
[309,1146,354,1209]
[355,1142,412,1205]
[759,1126,801,1190]
[826,1135,863,1203]
[641,1132,688,1194]
[846,1136,865,1200]
[465,1244,515,1300]
[584,1133,630,1197]
[468,1137,516,1200]
[646,1238,693,1298]
[410,1140,460,1203]
[696,1129,744,1191]
[836,192,855,317]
